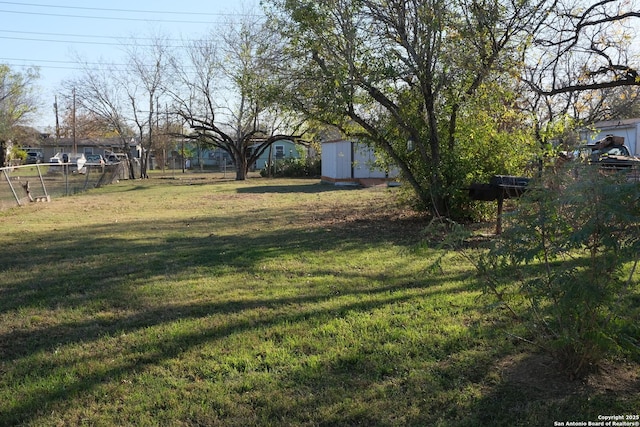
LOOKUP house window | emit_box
[275,145,284,159]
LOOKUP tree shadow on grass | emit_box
[462,352,640,426]
[267,330,640,426]
[4,213,630,426]
[257,315,509,426]
[0,201,429,315]
[0,204,454,423]
[0,277,472,425]
[235,181,354,194]
[0,273,468,362]
[0,191,488,425]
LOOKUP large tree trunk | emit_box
[0,140,6,167]
[235,159,248,180]
[141,149,151,178]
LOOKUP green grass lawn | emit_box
[0,176,637,426]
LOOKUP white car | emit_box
[85,154,106,166]
[49,153,87,173]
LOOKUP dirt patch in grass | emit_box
[307,195,427,240]
[496,352,640,399]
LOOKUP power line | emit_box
[0,1,260,17]
[1,57,99,64]
[0,8,233,24]
[0,57,128,67]
[3,63,90,71]
[0,29,183,42]
[0,61,200,73]
[0,57,201,71]
[0,35,191,48]
[0,3,264,96]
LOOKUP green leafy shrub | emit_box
[476,163,640,378]
[9,146,27,164]
[260,157,321,178]
[442,83,537,221]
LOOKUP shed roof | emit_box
[591,118,640,129]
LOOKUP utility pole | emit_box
[72,87,77,154]
[54,96,60,140]
[164,105,168,173]
[54,96,60,153]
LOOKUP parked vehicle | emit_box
[49,153,87,173]
[578,136,639,169]
[105,152,127,164]
[25,151,44,164]
[561,135,640,181]
[563,136,635,164]
[85,154,106,166]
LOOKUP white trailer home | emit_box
[581,118,640,156]
[321,139,399,186]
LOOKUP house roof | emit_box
[40,137,134,148]
[591,118,640,129]
[322,139,352,144]
[9,126,47,146]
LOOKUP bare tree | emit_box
[526,0,640,96]
[65,32,175,179]
[55,109,123,139]
[63,60,136,178]
[171,13,303,180]
[123,33,173,178]
[515,0,640,148]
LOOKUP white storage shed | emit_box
[321,140,399,186]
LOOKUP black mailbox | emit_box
[489,175,530,199]
[468,175,531,234]
[468,183,500,201]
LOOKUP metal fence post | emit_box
[2,168,21,206]
[65,164,69,195]
[36,164,49,200]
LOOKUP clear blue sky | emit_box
[0,0,260,130]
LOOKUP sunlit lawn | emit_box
[0,175,637,426]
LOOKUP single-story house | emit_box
[254,139,303,170]
[321,139,399,186]
[40,136,139,161]
[190,139,307,170]
[580,118,640,156]
[190,146,232,168]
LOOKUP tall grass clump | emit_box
[476,163,640,378]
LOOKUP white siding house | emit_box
[321,140,399,185]
[580,118,640,156]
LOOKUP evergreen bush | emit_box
[476,163,640,378]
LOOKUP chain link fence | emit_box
[0,162,132,210]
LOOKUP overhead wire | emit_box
[0,35,192,48]
[0,1,264,65]
[0,57,144,71]
[0,29,184,42]
[0,9,238,24]
[0,35,182,48]
[0,1,263,99]
[0,57,202,73]
[0,1,259,17]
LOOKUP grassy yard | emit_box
[0,175,638,426]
